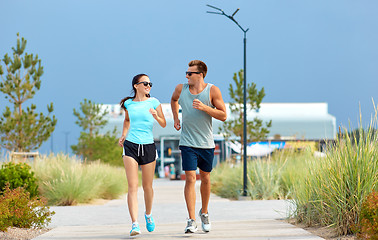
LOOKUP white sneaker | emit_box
[184,218,198,233]
[199,208,211,232]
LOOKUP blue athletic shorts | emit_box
[179,146,215,172]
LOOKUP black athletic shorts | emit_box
[122,140,157,165]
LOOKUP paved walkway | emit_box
[34,178,323,240]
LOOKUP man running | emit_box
[171,60,227,233]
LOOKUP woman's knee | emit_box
[128,184,139,193]
[142,182,153,192]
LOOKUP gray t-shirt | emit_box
[178,83,215,149]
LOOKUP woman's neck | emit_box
[134,93,148,102]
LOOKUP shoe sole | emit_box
[130,231,141,236]
[185,227,198,234]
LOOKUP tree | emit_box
[219,69,272,154]
[0,33,57,152]
[73,99,108,138]
[71,99,121,166]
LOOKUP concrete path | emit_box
[34,178,323,240]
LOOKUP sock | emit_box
[145,213,152,218]
[132,221,138,226]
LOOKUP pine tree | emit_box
[0,33,57,152]
[219,69,272,154]
[71,99,121,165]
[72,99,108,138]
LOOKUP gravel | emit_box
[0,227,50,240]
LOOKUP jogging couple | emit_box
[118,60,227,236]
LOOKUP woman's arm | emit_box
[150,104,166,128]
[118,109,130,147]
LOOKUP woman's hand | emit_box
[149,108,158,119]
[118,136,125,147]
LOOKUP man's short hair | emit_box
[188,60,207,78]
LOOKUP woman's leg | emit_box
[123,156,139,222]
[140,160,156,215]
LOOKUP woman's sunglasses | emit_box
[136,81,153,87]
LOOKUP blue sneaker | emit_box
[130,223,141,236]
[145,213,155,232]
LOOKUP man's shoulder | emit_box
[175,83,185,91]
[208,83,220,91]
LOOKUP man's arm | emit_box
[171,84,183,131]
[192,85,227,122]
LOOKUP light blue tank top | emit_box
[178,83,215,148]
[124,97,160,144]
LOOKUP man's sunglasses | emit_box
[136,81,153,87]
[186,71,202,76]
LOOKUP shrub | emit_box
[357,191,378,239]
[0,184,54,231]
[211,149,308,200]
[72,131,123,167]
[293,125,378,235]
[0,162,39,198]
[32,153,127,205]
[211,162,242,199]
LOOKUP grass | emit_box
[31,153,127,206]
[211,149,312,200]
[293,124,378,235]
[211,161,243,199]
[212,121,378,237]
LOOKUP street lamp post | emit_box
[63,131,70,153]
[206,4,249,196]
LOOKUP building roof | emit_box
[101,102,336,141]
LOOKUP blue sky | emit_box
[1,0,378,154]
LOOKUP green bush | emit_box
[0,184,54,231]
[32,153,127,205]
[71,131,123,167]
[211,162,242,199]
[0,162,39,198]
[211,149,310,200]
[247,157,289,200]
[293,125,378,236]
[357,191,378,239]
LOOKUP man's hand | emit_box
[174,118,181,131]
[193,99,206,111]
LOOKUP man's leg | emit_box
[180,146,199,233]
[199,169,211,214]
[197,147,214,233]
[184,170,197,220]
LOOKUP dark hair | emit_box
[120,74,150,110]
[188,60,207,78]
